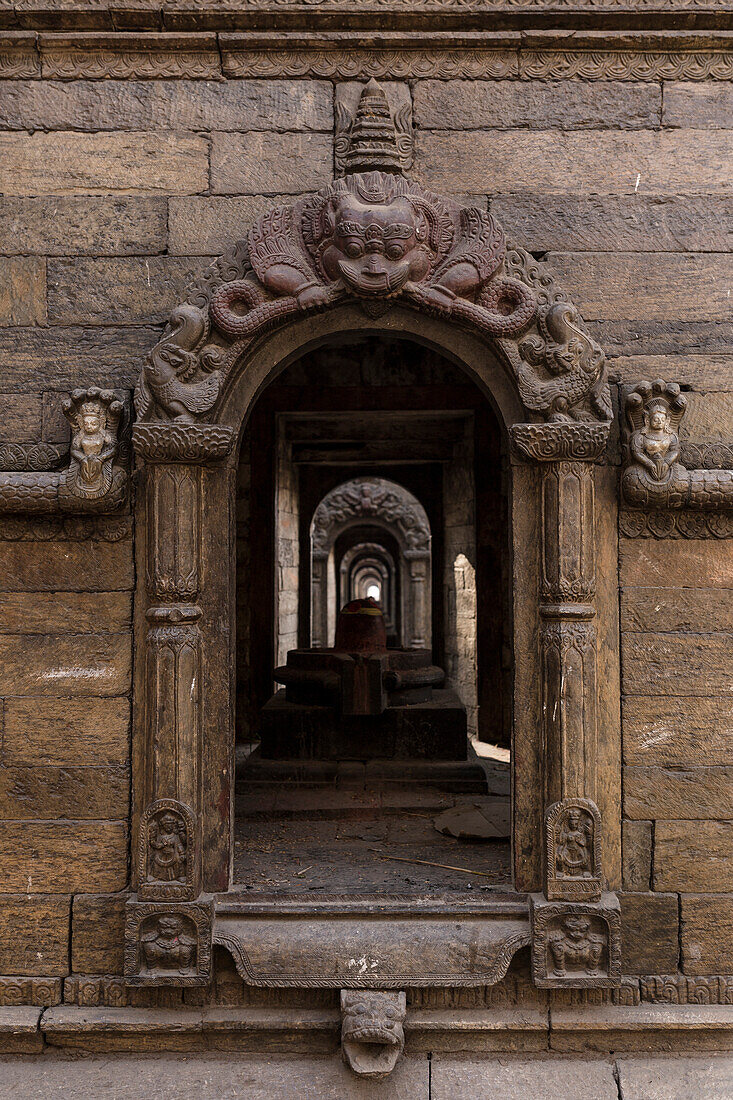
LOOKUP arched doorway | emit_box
[127,149,620,992]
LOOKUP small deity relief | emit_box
[545,798,601,902]
[548,914,606,978]
[140,914,197,972]
[625,379,686,483]
[148,811,187,884]
[62,388,122,499]
[139,799,195,900]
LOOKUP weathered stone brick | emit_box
[211,132,332,195]
[609,354,733,391]
[0,394,43,443]
[0,79,332,132]
[664,82,733,128]
[622,633,733,696]
[71,894,127,975]
[0,197,167,256]
[4,696,130,767]
[0,327,158,393]
[0,259,46,327]
[416,130,733,194]
[621,893,679,974]
[0,821,128,893]
[0,541,133,591]
[621,588,733,634]
[654,821,733,892]
[620,539,733,588]
[491,195,733,253]
[0,895,69,977]
[623,696,733,768]
[168,195,302,255]
[681,894,733,975]
[0,633,131,696]
[0,591,131,635]
[624,766,733,820]
[547,253,733,321]
[415,80,660,131]
[0,766,129,820]
[0,132,208,195]
[47,257,209,325]
[596,320,733,358]
[682,392,733,442]
[622,819,652,892]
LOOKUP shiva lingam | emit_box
[260,599,466,760]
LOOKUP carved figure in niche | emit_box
[148,811,187,884]
[141,915,196,972]
[631,400,680,482]
[548,915,605,977]
[62,388,123,499]
[556,808,592,877]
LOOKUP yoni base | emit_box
[259,687,467,761]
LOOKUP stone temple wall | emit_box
[0,10,731,1007]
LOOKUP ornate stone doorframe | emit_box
[310,476,431,649]
[124,101,620,992]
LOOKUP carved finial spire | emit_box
[342,79,404,175]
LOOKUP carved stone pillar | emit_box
[404,551,430,649]
[127,422,234,986]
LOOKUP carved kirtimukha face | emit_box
[320,195,431,297]
[563,915,591,942]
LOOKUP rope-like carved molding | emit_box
[0,34,39,78]
[39,33,221,80]
[0,389,127,517]
[621,381,733,522]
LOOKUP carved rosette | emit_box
[124,900,212,987]
[545,798,602,902]
[530,894,621,989]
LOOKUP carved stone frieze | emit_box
[640,975,733,1005]
[0,977,62,1007]
[622,380,733,514]
[511,421,610,464]
[64,976,128,1008]
[520,48,733,82]
[133,422,235,464]
[0,514,131,542]
[0,444,66,473]
[139,798,197,902]
[124,900,212,987]
[340,990,406,1079]
[531,894,621,989]
[40,34,221,81]
[0,388,127,516]
[619,509,733,540]
[545,798,602,903]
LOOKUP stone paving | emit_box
[0,1054,732,1099]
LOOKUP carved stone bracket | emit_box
[622,380,733,516]
[530,894,621,989]
[545,798,602,902]
[340,990,406,1079]
[133,422,235,464]
[512,421,611,464]
[0,388,127,515]
[124,898,212,987]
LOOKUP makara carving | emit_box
[340,990,406,1079]
[622,380,733,512]
[139,799,197,901]
[545,798,602,902]
[135,79,609,428]
[0,388,127,515]
[125,901,212,987]
[531,894,621,988]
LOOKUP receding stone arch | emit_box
[310,476,432,649]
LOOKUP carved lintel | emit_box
[622,380,733,514]
[530,893,621,989]
[0,389,127,515]
[511,421,611,464]
[133,421,235,464]
[340,990,406,1079]
[138,798,198,902]
[124,898,212,987]
[545,798,602,903]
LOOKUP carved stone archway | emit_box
[310,476,431,649]
[126,84,620,996]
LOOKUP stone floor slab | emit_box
[0,1053,429,1099]
[431,1055,619,1100]
[617,1055,733,1100]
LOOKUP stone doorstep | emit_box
[0,1004,727,1056]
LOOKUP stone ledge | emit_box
[0,1007,43,1054]
[405,1007,549,1052]
[550,1004,733,1052]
